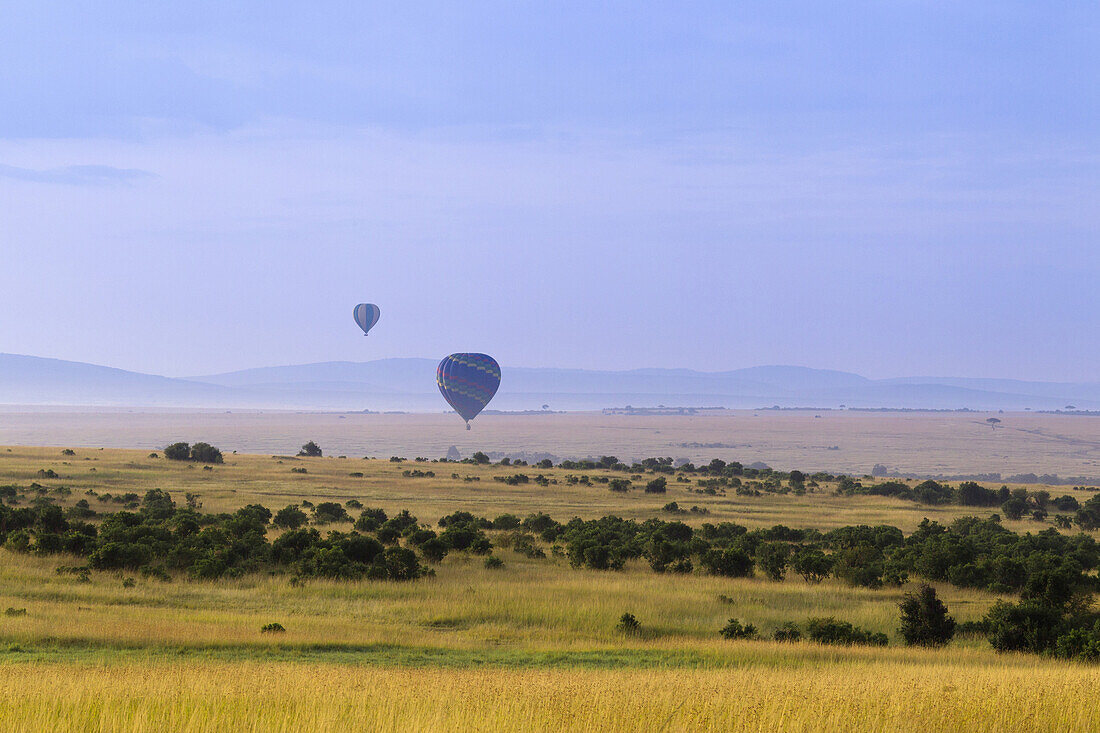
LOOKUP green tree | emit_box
[298,441,323,457]
[164,442,190,461]
[898,584,956,647]
[190,442,223,464]
[273,505,307,530]
[792,548,833,584]
[757,542,789,581]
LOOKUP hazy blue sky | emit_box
[1,2,1097,380]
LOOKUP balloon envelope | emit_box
[353,303,381,335]
[437,353,501,424]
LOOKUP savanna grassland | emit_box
[1,445,1099,732]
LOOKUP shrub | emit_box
[757,542,790,581]
[298,441,323,457]
[792,548,832,583]
[805,617,888,646]
[1053,622,1100,662]
[1001,496,1028,521]
[420,538,447,563]
[491,514,521,530]
[773,622,802,642]
[984,600,1064,654]
[471,452,490,464]
[484,555,504,569]
[616,612,640,634]
[190,442,223,464]
[609,478,632,492]
[164,443,191,461]
[260,622,286,633]
[3,607,27,617]
[312,502,350,524]
[273,505,308,530]
[898,584,956,647]
[719,618,758,640]
[644,477,667,494]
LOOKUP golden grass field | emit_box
[1,444,1099,731]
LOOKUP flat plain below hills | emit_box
[0,408,1098,479]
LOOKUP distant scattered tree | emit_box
[164,442,191,461]
[298,441,323,458]
[140,489,176,521]
[773,622,802,642]
[608,478,631,492]
[472,451,490,465]
[644,477,667,494]
[617,612,640,634]
[757,542,790,581]
[898,584,956,647]
[792,548,833,584]
[986,417,1002,429]
[312,502,350,524]
[190,442,223,464]
[273,505,307,530]
[1001,496,1028,521]
[720,618,758,640]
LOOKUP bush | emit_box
[773,622,802,642]
[273,505,308,530]
[757,542,789,581]
[190,442,223,464]
[984,600,1064,654]
[792,548,832,583]
[260,622,286,633]
[484,555,504,569]
[312,502,350,524]
[719,618,758,640]
[644,477,667,494]
[1053,621,1100,662]
[298,441,323,457]
[805,617,888,646]
[898,584,956,647]
[617,612,640,634]
[701,548,754,577]
[164,443,191,461]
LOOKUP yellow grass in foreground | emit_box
[1,658,1098,733]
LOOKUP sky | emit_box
[1,2,1097,381]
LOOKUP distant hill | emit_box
[2,353,1098,411]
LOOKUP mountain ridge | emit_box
[2,353,1098,412]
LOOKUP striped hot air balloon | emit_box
[352,303,381,335]
[436,353,501,429]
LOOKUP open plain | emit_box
[1,439,1099,731]
[1,408,1098,479]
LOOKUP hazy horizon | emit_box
[2,3,1097,381]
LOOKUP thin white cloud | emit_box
[0,163,156,185]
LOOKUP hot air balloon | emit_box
[436,353,500,430]
[353,303,381,335]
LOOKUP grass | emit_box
[1,659,1098,732]
[1,445,1098,730]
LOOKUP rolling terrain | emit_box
[3,353,1099,411]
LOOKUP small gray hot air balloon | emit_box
[352,303,381,336]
